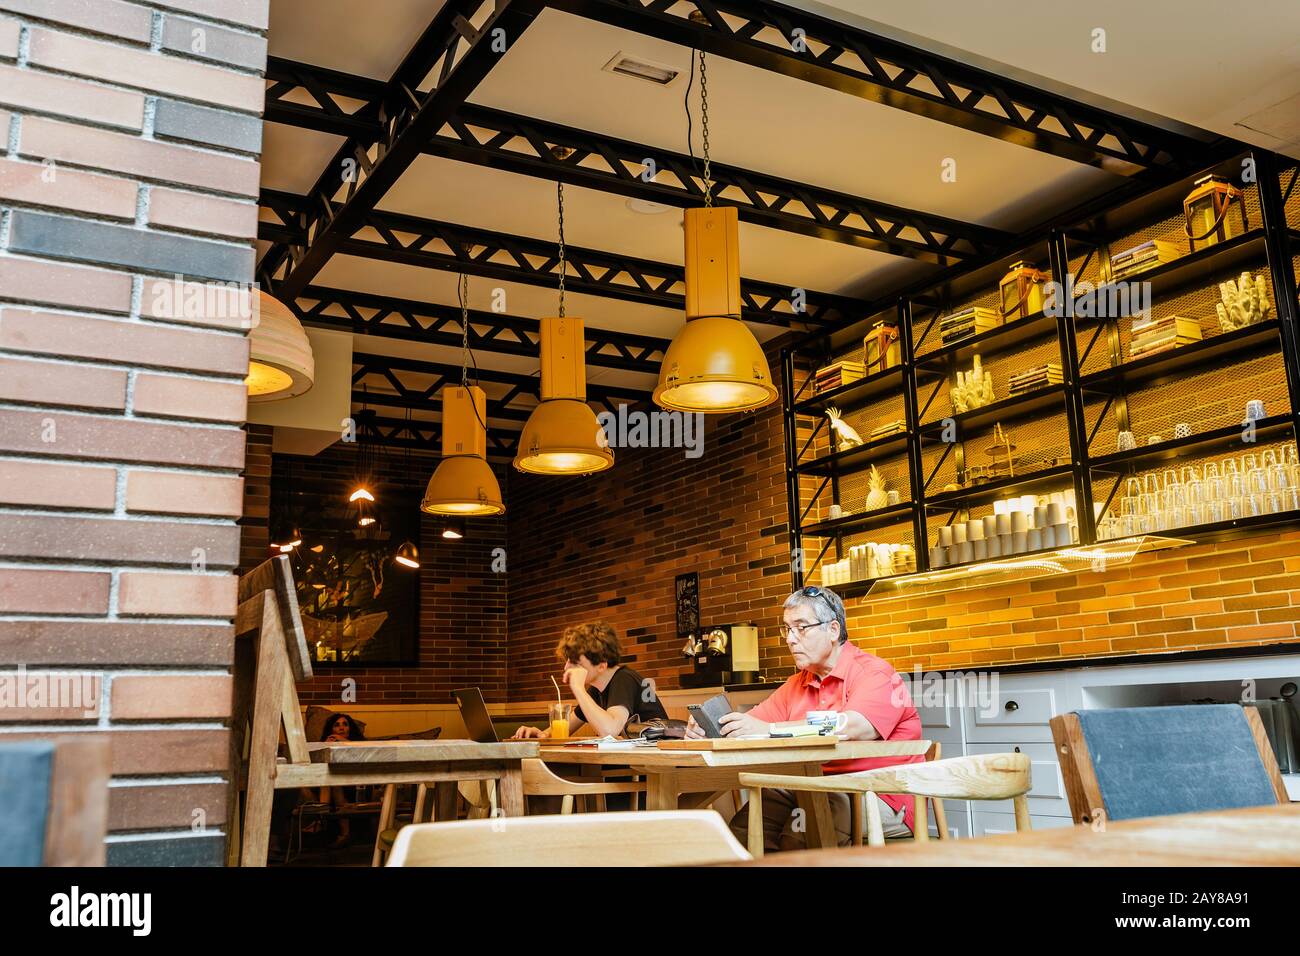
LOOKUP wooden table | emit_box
[739,803,1300,866]
[538,739,931,849]
[306,739,539,819]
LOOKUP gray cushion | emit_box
[0,742,54,866]
[1077,704,1278,821]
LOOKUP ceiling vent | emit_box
[602,52,680,86]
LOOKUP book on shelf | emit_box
[869,419,907,440]
[938,306,1002,344]
[1008,363,1063,395]
[813,360,866,393]
[1129,314,1202,358]
[1108,238,1183,280]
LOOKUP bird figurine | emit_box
[825,406,864,448]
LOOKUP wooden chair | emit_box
[737,751,1031,858]
[370,758,647,864]
[1051,704,1288,827]
[385,810,752,866]
[229,556,535,866]
[0,737,111,866]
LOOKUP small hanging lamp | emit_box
[248,290,315,402]
[394,540,420,569]
[441,519,466,540]
[654,50,776,414]
[515,183,614,475]
[421,276,505,516]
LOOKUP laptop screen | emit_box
[452,687,499,743]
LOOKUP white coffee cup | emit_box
[806,710,848,735]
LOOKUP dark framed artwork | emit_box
[675,572,700,637]
[279,486,421,667]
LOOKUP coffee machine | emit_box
[680,624,760,688]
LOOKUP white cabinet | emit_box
[922,651,1300,838]
[964,684,1062,743]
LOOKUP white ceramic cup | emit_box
[806,711,848,735]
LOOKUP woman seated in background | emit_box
[318,713,364,848]
[514,621,668,739]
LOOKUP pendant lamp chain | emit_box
[458,272,470,388]
[556,181,567,318]
[699,49,712,207]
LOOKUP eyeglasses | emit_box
[780,620,829,639]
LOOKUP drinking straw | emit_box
[551,674,562,705]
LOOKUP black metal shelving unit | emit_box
[783,149,1300,594]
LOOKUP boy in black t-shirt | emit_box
[514,621,667,739]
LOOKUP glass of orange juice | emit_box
[548,702,571,739]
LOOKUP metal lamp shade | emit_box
[514,398,613,475]
[248,291,315,402]
[420,454,504,516]
[653,315,777,413]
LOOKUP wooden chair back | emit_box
[228,555,313,865]
[386,810,752,866]
[1051,705,1288,826]
[0,737,111,866]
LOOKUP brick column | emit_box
[0,0,268,865]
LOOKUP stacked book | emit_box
[1009,363,1063,395]
[869,419,907,440]
[938,306,1001,345]
[814,360,865,394]
[1129,314,1202,358]
[1109,239,1182,281]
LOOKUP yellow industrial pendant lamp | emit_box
[247,290,315,402]
[515,184,614,475]
[654,50,776,414]
[421,277,505,516]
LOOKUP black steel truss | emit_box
[267,0,545,300]
[366,413,520,459]
[291,284,667,376]
[550,0,1218,173]
[261,191,851,330]
[352,351,647,420]
[264,60,1010,265]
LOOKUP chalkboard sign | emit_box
[675,572,699,637]
[1078,704,1278,821]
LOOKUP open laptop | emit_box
[452,687,502,743]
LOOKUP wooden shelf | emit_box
[1073,231,1268,324]
[924,464,1076,511]
[1097,509,1300,545]
[915,310,1057,370]
[794,365,905,415]
[801,502,914,537]
[1081,320,1281,393]
[1088,415,1295,474]
[797,430,910,475]
[919,384,1068,438]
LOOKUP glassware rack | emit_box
[782,151,1300,599]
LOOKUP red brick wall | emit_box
[829,532,1300,679]
[268,443,510,706]
[506,401,795,699]
[0,0,267,866]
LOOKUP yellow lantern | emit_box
[998,261,1050,322]
[1183,175,1247,252]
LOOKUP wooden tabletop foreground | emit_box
[736,803,1300,866]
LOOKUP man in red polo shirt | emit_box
[687,585,923,851]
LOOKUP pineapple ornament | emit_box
[865,464,889,511]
